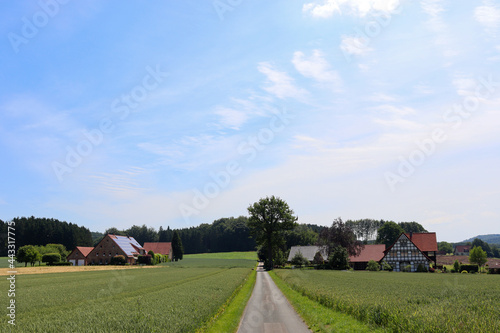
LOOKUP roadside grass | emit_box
[269,271,387,333]
[199,266,257,333]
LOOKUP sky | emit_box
[1,0,499,243]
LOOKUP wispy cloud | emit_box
[340,36,373,57]
[474,0,500,36]
[303,0,400,18]
[257,62,307,100]
[292,50,343,91]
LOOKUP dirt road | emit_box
[238,263,311,333]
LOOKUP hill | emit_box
[461,234,500,245]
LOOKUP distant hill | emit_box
[461,234,500,245]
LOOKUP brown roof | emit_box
[349,244,386,262]
[143,242,172,255]
[405,232,437,252]
[76,246,94,257]
[455,245,471,252]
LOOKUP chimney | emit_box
[410,232,413,240]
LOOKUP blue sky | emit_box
[1,0,499,242]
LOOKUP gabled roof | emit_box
[384,233,433,262]
[288,246,327,262]
[349,244,385,263]
[455,245,471,252]
[76,246,94,257]
[405,232,437,252]
[143,242,172,255]
[108,234,144,257]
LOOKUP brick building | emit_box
[67,246,94,266]
[87,234,145,265]
[143,242,172,260]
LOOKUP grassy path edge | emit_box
[269,271,387,333]
[197,265,257,333]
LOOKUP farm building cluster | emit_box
[67,234,172,266]
[289,232,438,272]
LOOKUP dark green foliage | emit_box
[313,251,324,265]
[453,259,461,272]
[49,261,72,266]
[42,253,61,265]
[318,218,364,257]
[172,231,184,261]
[110,255,126,265]
[138,255,152,265]
[381,261,393,271]
[328,246,350,270]
[247,196,298,270]
[438,241,453,254]
[0,217,92,256]
[416,263,427,272]
[366,260,380,271]
[398,222,427,233]
[291,252,309,268]
[459,264,479,273]
[16,245,40,267]
[402,264,412,272]
[471,239,493,257]
[285,224,319,248]
[376,222,405,247]
[148,250,155,258]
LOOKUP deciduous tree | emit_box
[469,246,487,270]
[247,196,298,270]
[376,222,404,248]
[318,218,364,257]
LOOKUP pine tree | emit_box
[172,231,184,261]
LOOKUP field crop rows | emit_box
[275,270,500,332]
[0,255,255,332]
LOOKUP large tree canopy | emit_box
[318,218,364,257]
[247,196,298,270]
[376,221,404,248]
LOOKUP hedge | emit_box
[459,264,479,273]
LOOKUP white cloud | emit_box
[340,35,373,57]
[257,62,307,99]
[214,107,248,130]
[303,0,400,18]
[474,0,500,34]
[292,50,343,90]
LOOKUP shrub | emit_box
[366,260,380,271]
[453,260,461,272]
[328,246,350,270]
[110,255,126,265]
[381,261,393,271]
[417,263,428,272]
[461,270,468,274]
[50,262,72,266]
[460,264,479,273]
[138,255,152,265]
[402,265,412,272]
[313,251,324,265]
[291,252,309,268]
[42,253,61,265]
[428,267,435,273]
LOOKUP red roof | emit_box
[405,233,437,252]
[349,244,386,262]
[143,242,172,255]
[76,246,94,257]
[455,245,471,252]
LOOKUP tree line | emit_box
[0,217,92,256]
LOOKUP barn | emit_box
[349,244,386,270]
[67,246,94,266]
[143,242,173,260]
[87,234,145,265]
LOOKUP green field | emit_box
[274,269,500,332]
[0,253,256,332]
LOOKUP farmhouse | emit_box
[87,234,145,265]
[381,232,437,272]
[143,242,172,260]
[349,244,386,270]
[287,246,327,262]
[454,245,471,256]
[67,246,94,266]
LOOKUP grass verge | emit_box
[269,271,387,333]
[198,265,257,333]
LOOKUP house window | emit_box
[96,253,99,256]
[109,252,112,256]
